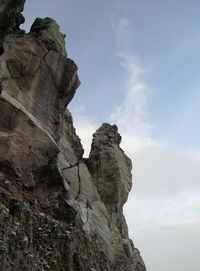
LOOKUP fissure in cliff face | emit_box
[0,1,146,271]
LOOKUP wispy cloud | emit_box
[111,17,131,45]
[110,52,160,153]
[110,14,162,153]
[110,54,150,128]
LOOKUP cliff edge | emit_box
[0,1,146,270]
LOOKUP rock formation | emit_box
[0,1,146,270]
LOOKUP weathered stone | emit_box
[77,163,100,203]
[3,34,47,77]
[85,200,114,261]
[45,51,80,106]
[0,3,82,224]
[30,17,67,56]
[58,108,83,166]
[88,123,146,270]
[111,224,128,266]
[0,29,80,142]
[0,191,117,271]
[62,161,114,260]
[62,165,79,199]
[0,98,58,180]
[89,123,132,220]
[0,1,146,270]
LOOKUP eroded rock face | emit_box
[0,12,80,227]
[0,1,146,270]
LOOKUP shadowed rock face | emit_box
[0,0,25,51]
[0,1,146,271]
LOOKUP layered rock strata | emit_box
[0,1,146,271]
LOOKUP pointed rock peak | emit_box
[30,17,67,56]
[89,122,132,215]
[92,123,122,146]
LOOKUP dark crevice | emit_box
[61,161,79,171]
[0,46,4,55]
[86,207,89,226]
[75,164,81,201]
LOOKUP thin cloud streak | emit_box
[111,14,160,152]
[110,52,161,153]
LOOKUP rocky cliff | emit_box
[0,1,146,270]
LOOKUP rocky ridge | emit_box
[0,1,146,270]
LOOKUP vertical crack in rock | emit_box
[86,202,90,227]
[75,163,81,201]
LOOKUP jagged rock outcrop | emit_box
[0,1,146,271]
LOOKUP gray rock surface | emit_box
[0,1,146,270]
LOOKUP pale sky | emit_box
[23,1,200,270]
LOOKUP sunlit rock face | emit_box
[0,1,146,270]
